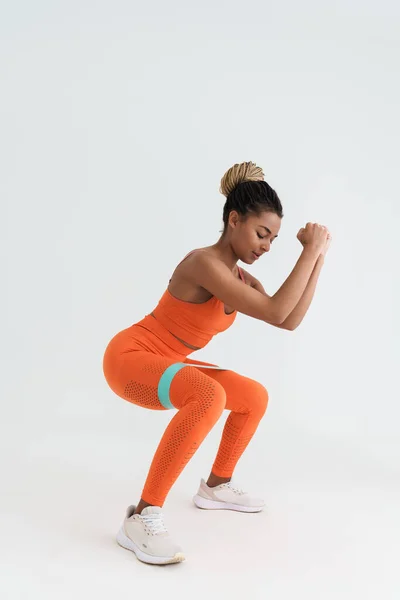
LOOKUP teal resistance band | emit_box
[157,362,226,410]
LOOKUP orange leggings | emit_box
[103,316,269,507]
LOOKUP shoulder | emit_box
[239,267,270,297]
[172,249,232,284]
[237,266,256,286]
[183,249,229,270]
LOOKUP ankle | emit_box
[134,499,153,515]
[206,474,231,488]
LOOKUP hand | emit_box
[297,222,329,253]
[320,231,332,257]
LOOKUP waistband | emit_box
[133,314,194,358]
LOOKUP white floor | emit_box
[2,413,400,600]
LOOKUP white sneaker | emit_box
[193,478,265,513]
[116,505,185,565]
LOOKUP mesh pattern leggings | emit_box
[103,323,269,507]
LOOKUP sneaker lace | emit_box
[141,513,168,535]
[225,482,246,495]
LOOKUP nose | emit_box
[261,241,271,253]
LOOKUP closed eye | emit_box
[257,233,266,239]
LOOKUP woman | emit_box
[103,161,331,565]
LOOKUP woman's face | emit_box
[228,210,282,264]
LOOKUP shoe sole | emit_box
[116,527,185,565]
[193,494,265,513]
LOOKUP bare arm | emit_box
[279,255,325,329]
[271,248,323,322]
[188,248,320,325]
[245,255,325,330]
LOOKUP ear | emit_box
[228,210,240,228]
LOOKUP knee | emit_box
[249,380,269,417]
[206,379,227,417]
[197,379,226,426]
[173,367,226,420]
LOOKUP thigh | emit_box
[104,350,227,413]
[183,357,268,414]
[104,350,183,410]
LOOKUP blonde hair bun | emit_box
[219,161,265,198]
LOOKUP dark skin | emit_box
[135,211,330,514]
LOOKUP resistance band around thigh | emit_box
[157,363,226,409]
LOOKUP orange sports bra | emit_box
[150,250,245,349]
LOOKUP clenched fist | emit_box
[297,222,332,256]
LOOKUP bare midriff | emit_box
[149,312,201,351]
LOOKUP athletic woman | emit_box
[103,161,331,565]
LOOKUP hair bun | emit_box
[219,161,265,198]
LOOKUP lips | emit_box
[252,251,261,259]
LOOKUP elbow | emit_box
[266,311,287,327]
[265,301,296,328]
[268,301,289,326]
[271,312,300,331]
[284,320,301,331]
[273,308,288,326]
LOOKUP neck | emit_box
[210,234,239,271]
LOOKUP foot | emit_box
[193,478,265,513]
[116,505,185,565]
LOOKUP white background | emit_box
[1,1,399,598]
